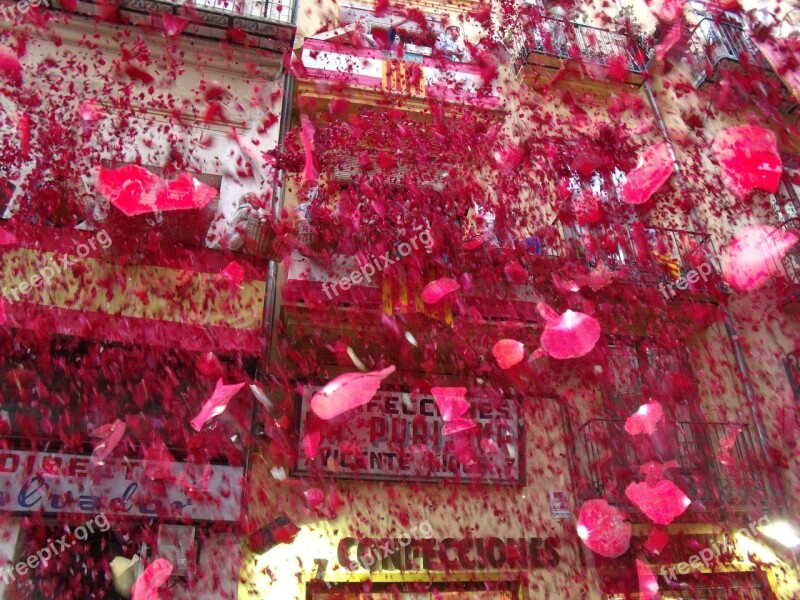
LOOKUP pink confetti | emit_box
[432,387,476,435]
[420,278,460,304]
[625,480,691,525]
[721,225,799,291]
[0,46,21,84]
[221,261,246,287]
[304,487,325,509]
[492,339,524,369]
[577,499,632,558]
[624,401,664,436]
[132,558,173,600]
[190,378,246,431]
[0,228,17,246]
[310,366,396,420]
[643,527,670,554]
[712,126,782,199]
[619,143,674,205]
[78,99,104,122]
[535,303,601,360]
[300,113,318,182]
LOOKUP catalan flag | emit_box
[652,251,682,281]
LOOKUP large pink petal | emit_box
[624,401,664,436]
[577,499,632,558]
[90,419,126,464]
[132,558,173,600]
[619,143,674,205]
[431,387,469,421]
[636,559,660,600]
[712,126,782,199]
[310,366,396,420]
[721,225,799,291]
[190,379,246,431]
[442,418,477,435]
[643,527,669,554]
[0,46,21,84]
[492,339,524,369]
[300,114,318,182]
[420,278,460,304]
[625,480,691,525]
[538,304,601,360]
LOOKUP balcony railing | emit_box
[556,221,726,297]
[769,217,800,305]
[572,418,769,520]
[688,18,773,88]
[513,18,646,82]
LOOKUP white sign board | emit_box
[549,491,571,519]
[0,450,243,522]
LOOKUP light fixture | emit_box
[758,521,800,548]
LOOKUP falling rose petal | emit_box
[492,339,524,369]
[624,401,664,435]
[619,143,674,205]
[162,14,189,36]
[656,21,682,60]
[650,0,686,21]
[90,419,126,464]
[431,387,469,420]
[0,302,6,326]
[142,444,176,481]
[250,383,273,410]
[131,558,173,600]
[625,480,691,525]
[303,429,321,459]
[643,527,670,554]
[304,487,325,509]
[300,113,318,182]
[537,303,601,360]
[576,499,632,558]
[712,126,782,198]
[420,278,460,304]
[17,114,29,158]
[0,46,21,84]
[78,99,104,122]
[492,141,526,171]
[221,261,246,287]
[442,418,477,435]
[190,379,246,431]
[504,260,527,284]
[310,366,396,420]
[718,426,742,465]
[721,225,799,291]
[270,467,287,481]
[0,228,17,245]
[639,459,679,485]
[195,352,224,379]
[636,559,660,600]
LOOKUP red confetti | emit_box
[625,480,691,525]
[577,499,632,558]
[712,126,782,199]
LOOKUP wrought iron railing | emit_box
[190,0,294,23]
[513,17,646,77]
[770,217,800,287]
[688,18,772,88]
[572,419,769,518]
[555,221,726,295]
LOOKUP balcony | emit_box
[769,217,800,306]
[571,418,769,521]
[556,221,728,301]
[47,0,295,53]
[512,18,647,86]
[688,18,798,111]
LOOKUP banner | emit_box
[0,450,243,522]
[295,389,523,484]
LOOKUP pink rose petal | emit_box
[132,558,173,600]
[577,499,632,558]
[537,303,601,360]
[643,527,669,554]
[624,401,664,436]
[0,46,21,84]
[442,418,477,435]
[300,114,318,182]
[420,278,460,304]
[190,379,246,431]
[0,228,17,246]
[221,261,246,287]
[90,419,126,464]
[619,143,674,205]
[712,126,782,199]
[636,559,660,600]
[492,339,524,369]
[310,366,396,420]
[431,387,469,420]
[721,225,799,291]
[625,480,691,525]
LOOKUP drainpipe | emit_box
[643,70,786,510]
[242,64,296,528]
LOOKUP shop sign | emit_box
[548,491,570,519]
[336,537,559,572]
[0,450,243,522]
[295,389,523,484]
